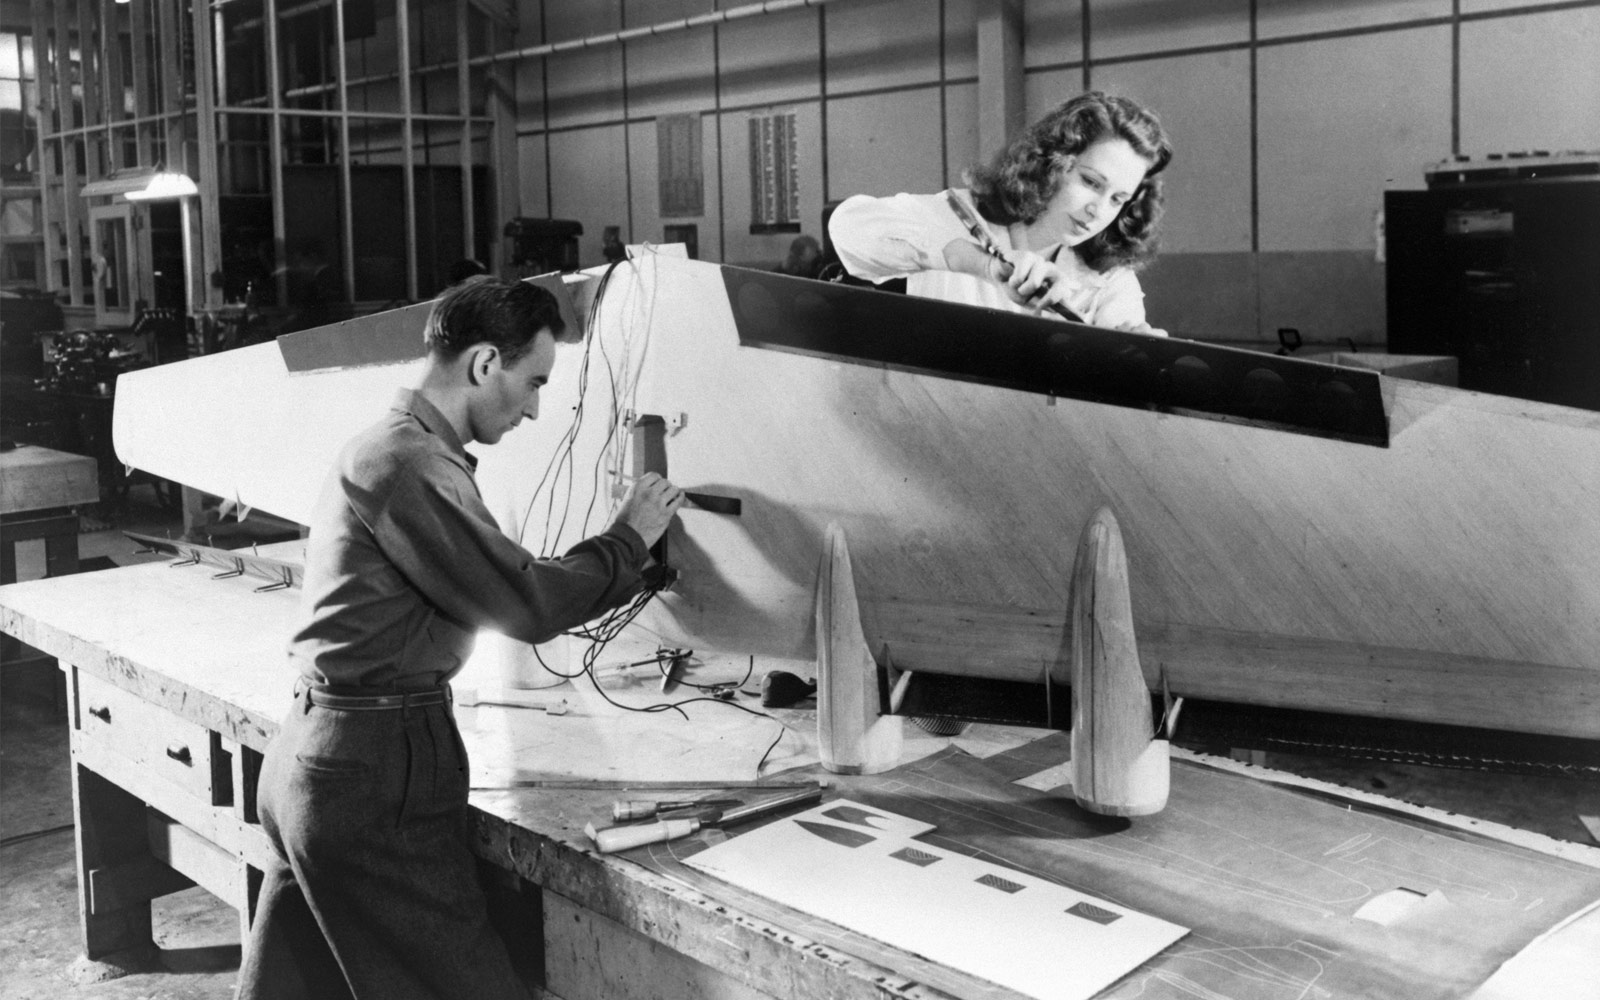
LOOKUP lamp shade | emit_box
[123,171,199,201]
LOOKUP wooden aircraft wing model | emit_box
[113,253,1600,774]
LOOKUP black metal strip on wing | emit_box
[720,266,1390,448]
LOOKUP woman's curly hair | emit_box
[968,91,1173,272]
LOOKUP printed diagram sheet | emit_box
[686,799,1188,1000]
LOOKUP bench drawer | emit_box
[76,671,226,805]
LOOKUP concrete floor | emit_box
[3,487,1599,998]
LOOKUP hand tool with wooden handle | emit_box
[586,784,825,853]
[612,797,740,822]
[944,191,1086,323]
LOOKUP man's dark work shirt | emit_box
[288,389,648,689]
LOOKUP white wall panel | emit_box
[1091,0,1251,60]
[1024,67,1081,126]
[1023,0,1084,68]
[517,132,550,219]
[623,0,718,121]
[1257,26,1452,252]
[1460,7,1600,156]
[542,4,624,130]
[544,49,626,130]
[1256,0,1450,40]
[943,0,980,81]
[943,81,980,188]
[627,120,663,256]
[827,88,947,201]
[548,125,629,266]
[1095,50,1253,254]
[826,0,943,93]
[1461,0,1568,12]
[718,6,822,109]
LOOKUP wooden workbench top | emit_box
[0,558,992,999]
[6,560,1600,1000]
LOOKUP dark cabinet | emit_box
[1385,181,1600,411]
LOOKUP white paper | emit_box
[687,799,1187,1000]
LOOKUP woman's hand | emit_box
[990,249,1075,312]
[1113,320,1169,337]
[942,239,1083,315]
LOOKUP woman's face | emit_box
[1037,137,1152,248]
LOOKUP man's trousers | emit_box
[237,688,530,1000]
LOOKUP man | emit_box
[239,278,684,998]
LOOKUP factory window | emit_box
[0,30,43,289]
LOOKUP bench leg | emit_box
[68,765,162,981]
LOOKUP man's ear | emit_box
[465,344,500,386]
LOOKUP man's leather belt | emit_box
[307,687,449,711]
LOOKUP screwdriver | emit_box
[945,191,1086,323]
[586,783,824,854]
[612,797,739,822]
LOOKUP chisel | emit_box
[586,784,824,853]
[612,797,740,822]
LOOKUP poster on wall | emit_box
[658,113,704,218]
[749,109,800,234]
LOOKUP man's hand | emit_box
[613,472,686,548]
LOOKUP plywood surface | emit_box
[110,254,1600,740]
[630,740,1600,1000]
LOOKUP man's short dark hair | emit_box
[423,278,565,364]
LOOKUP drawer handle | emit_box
[166,744,193,766]
[88,706,110,723]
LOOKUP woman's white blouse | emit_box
[828,188,1154,332]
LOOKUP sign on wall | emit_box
[749,109,801,234]
[658,113,705,219]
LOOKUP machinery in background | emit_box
[505,217,583,276]
[1385,151,1600,411]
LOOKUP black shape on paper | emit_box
[976,873,1027,894]
[1067,901,1123,925]
[795,820,876,849]
[889,847,942,867]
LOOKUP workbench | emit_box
[1,444,97,682]
[4,553,1600,1000]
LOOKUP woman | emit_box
[829,91,1172,333]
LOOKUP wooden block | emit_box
[0,445,99,515]
[1068,507,1168,817]
[816,523,902,775]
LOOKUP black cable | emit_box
[0,823,75,849]
[518,257,627,554]
[500,260,778,754]
[755,724,787,776]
